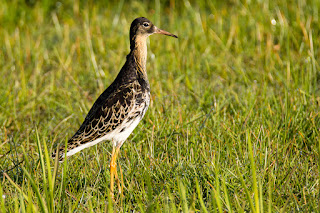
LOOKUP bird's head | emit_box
[130,17,178,42]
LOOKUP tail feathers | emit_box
[52,144,67,162]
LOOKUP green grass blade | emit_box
[4,172,38,212]
[59,137,69,211]
[222,177,232,213]
[22,167,48,213]
[19,193,26,213]
[27,184,35,212]
[35,128,48,194]
[43,138,54,212]
[236,167,255,213]
[167,186,177,213]
[146,171,154,213]
[14,196,18,213]
[210,188,217,213]
[259,179,263,213]
[247,130,259,213]
[318,137,320,213]
[138,202,146,213]
[195,177,208,213]
[214,158,223,213]
[3,173,29,203]
[178,179,188,213]
[107,189,113,213]
[268,172,272,213]
[0,182,6,213]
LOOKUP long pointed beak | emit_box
[155,26,178,38]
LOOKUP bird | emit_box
[52,17,178,198]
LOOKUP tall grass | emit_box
[0,0,319,212]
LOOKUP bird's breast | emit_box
[112,90,150,147]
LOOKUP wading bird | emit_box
[52,17,177,198]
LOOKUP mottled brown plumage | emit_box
[52,17,177,198]
[52,54,151,161]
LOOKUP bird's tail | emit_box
[51,143,67,162]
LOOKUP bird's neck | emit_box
[130,35,148,76]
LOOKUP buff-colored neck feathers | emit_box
[132,35,148,77]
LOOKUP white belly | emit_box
[65,97,149,157]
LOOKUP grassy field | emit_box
[1,0,320,212]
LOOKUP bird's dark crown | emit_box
[130,17,155,41]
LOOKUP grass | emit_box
[0,0,319,212]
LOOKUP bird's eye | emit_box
[143,22,150,27]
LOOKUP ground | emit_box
[0,0,319,212]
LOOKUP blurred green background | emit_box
[0,0,319,212]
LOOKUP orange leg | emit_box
[110,146,121,199]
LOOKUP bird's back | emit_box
[52,53,150,161]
